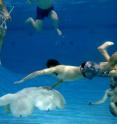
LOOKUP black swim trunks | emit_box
[36,6,54,20]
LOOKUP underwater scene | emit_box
[0,0,117,123]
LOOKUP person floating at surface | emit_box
[14,41,117,89]
[0,0,11,64]
[26,0,63,36]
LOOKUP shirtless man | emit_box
[26,0,63,36]
[14,41,117,89]
[0,0,11,64]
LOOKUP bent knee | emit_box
[97,46,103,51]
[49,10,59,21]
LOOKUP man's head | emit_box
[46,59,60,68]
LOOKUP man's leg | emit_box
[110,101,117,116]
[49,10,62,36]
[97,41,114,61]
[26,17,43,31]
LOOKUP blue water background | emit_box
[0,0,117,123]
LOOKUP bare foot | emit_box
[98,41,114,50]
[25,17,32,24]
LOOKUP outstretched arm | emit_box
[14,68,56,84]
[89,89,111,105]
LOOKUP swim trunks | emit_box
[36,6,54,20]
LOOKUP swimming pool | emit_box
[0,0,117,123]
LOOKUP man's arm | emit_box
[89,89,111,105]
[51,80,63,89]
[14,68,56,84]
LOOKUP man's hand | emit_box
[14,80,24,84]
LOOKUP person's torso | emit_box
[54,65,83,81]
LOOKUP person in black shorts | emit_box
[26,0,63,36]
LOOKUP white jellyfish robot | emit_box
[0,87,65,117]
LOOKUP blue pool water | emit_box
[0,0,117,123]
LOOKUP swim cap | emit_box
[46,59,60,68]
[80,61,99,79]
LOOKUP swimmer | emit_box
[0,0,11,64]
[89,84,117,116]
[26,0,63,36]
[89,41,117,116]
[14,41,117,89]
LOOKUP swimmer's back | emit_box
[53,65,82,81]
